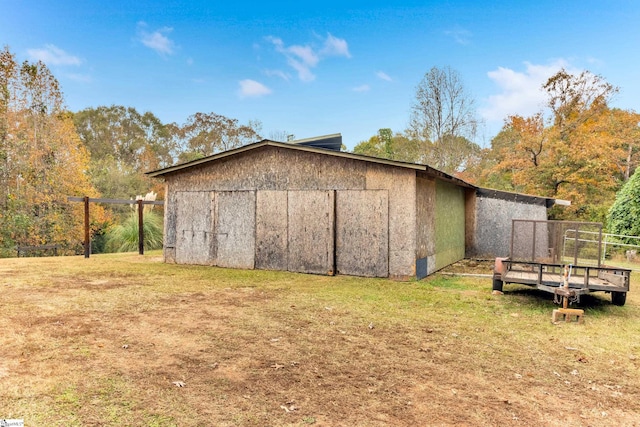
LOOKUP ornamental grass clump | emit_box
[105,210,163,252]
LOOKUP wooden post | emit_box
[84,196,90,258]
[138,199,144,255]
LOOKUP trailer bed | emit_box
[494,259,631,305]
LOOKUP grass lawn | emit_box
[1,252,639,426]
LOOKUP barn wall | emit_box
[163,146,418,278]
[434,180,466,271]
[336,190,389,277]
[287,190,335,275]
[471,195,548,258]
[464,189,477,257]
[163,183,177,263]
[174,191,214,265]
[255,191,288,271]
[415,174,436,277]
[214,191,256,269]
[365,164,416,279]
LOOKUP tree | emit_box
[407,66,479,173]
[73,105,175,201]
[268,130,294,142]
[473,69,633,222]
[607,168,640,241]
[543,68,618,142]
[0,46,103,254]
[175,112,262,162]
[600,108,640,181]
[353,128,429,163]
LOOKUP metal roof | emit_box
[291,133,343,151]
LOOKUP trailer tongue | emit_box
[492,220,631,306]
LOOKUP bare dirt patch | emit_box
[1,254,639,426]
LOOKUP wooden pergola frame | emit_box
[68,196,164,258]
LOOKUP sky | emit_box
[2,0,639,150]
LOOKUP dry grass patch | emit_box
[1,253,639,426]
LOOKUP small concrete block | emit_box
[552,308,584,324]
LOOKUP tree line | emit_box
[2,44,639,256]
[0,46,264,255]
[354,66,640,226]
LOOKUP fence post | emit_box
[84,196,90,258]
[138,199,144,255]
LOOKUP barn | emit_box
[147,135,562,279]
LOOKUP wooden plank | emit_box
[287,190,335,275]
[598,271,627,287]
[255,191,288,271]
[68,196,164,205]
[335,190,389,277]
[215,191,256,269]
[175,191,213,265]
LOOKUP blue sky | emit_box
[2,0,639,150]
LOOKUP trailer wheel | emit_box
[611,292,627,306]
[492,278,504,292]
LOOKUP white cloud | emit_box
[444,27,472,45]
[265,69,291,81]
[137,22,175,56]
[27,44,81,66]
[353,84,370,93]
[320,33,351,58]
[266,33,350,82]
[481,59,576,122]
[238,79,272,98]
[376,71,392,82]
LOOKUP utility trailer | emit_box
[492,220,631,306]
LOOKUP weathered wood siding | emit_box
[175,191,213,265]
[415,174,437,276]
[434,180,466,271]
[255,191,288,271]
[215,191,256,269]
[287,191,335,275]
[365,164,416,279]
[163,184,177,263]
[336,190,389,277]
[163,145,418,278]
[471,194,548,258]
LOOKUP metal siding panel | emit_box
[336,190,389,277]
[255,190,288,270]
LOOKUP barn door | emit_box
[175,191,214,265]
[336,190,389,277]
[213,191,256,269]
[287,191,335,275]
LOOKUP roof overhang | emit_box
[476,187,571,208]
[148,139,432,177]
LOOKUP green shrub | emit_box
[607,169,640,243]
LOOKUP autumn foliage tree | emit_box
[175,112,262,163]
[475,68,637,222]
[0,46,103,255]
[73,105,176,202]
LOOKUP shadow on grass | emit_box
[505,286,616,312]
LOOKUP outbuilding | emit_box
[147,135,563,279]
